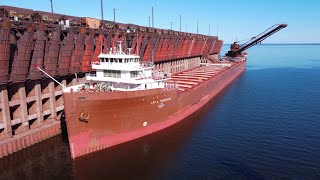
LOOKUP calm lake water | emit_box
[0,45,320,179]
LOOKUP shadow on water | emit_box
[0,112,73,180]
[60,111,69,142]
[0,135,73,180]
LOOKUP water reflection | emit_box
[0,136,73,180]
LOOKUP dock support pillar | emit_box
[15,83,29,135]
[35,81,44,126]
[0,85,12,140]
[48,81,56,122]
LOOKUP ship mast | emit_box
[100,0,104,21]
[100,0,104,53]
[136,28,139,55]
[50,0,53,13]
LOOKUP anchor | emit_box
[79,112,90,123]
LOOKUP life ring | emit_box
[143,121,148,127]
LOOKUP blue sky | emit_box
[1,0,319,43]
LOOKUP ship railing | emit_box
[86,72,97,77]
[92,61,141,68]
[140,62,154,68]
[91,61,100,65]
[152,71,171,80]
[162,82,177,91]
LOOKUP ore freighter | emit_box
[62,24,287,159]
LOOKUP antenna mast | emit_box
[50,0,53,13]
[101,0,104,21]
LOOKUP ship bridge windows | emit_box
[100,58,110,62]
[127,58,138,63]
[130,71,139,78]
[105,58,114,63]
[104,70,121,78]
[99,57,139,63]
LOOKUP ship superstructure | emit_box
[63,43,172,93]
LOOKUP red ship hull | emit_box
[63,60,246,159]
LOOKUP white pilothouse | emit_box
[63,43,173,93]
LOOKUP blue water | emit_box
[0,45,320,179]
[161,45,320,179]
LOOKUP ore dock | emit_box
[0,5,223,158]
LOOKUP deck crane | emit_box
[225,23,287,58]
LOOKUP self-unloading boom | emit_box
[226,23,287,57]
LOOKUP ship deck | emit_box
[167,63,233,92]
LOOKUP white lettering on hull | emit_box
[151,97,172,105]
[158,103,165,108]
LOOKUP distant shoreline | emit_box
[224,43,320,46]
